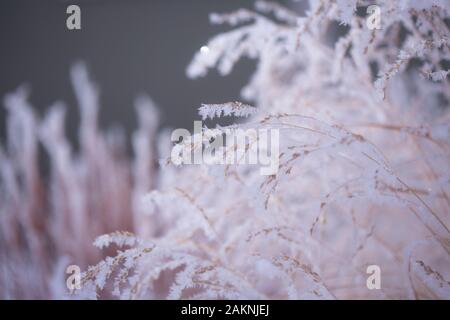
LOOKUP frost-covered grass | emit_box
[1,0,449,299]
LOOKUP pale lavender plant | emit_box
[1,0,449,299]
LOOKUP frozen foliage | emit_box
[0,63,159,299]
[1,0,450,299]
[77,0,449,300]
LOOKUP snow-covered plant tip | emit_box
[1,0,450,299]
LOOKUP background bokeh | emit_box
[0,0,262,147]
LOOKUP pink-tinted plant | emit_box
[1,1,449,299]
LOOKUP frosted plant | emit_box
[198,101,257,120]
[75,0,449,299]
[1,0,449,300]
[0,63,159,299]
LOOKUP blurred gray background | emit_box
[0,0,270,147]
